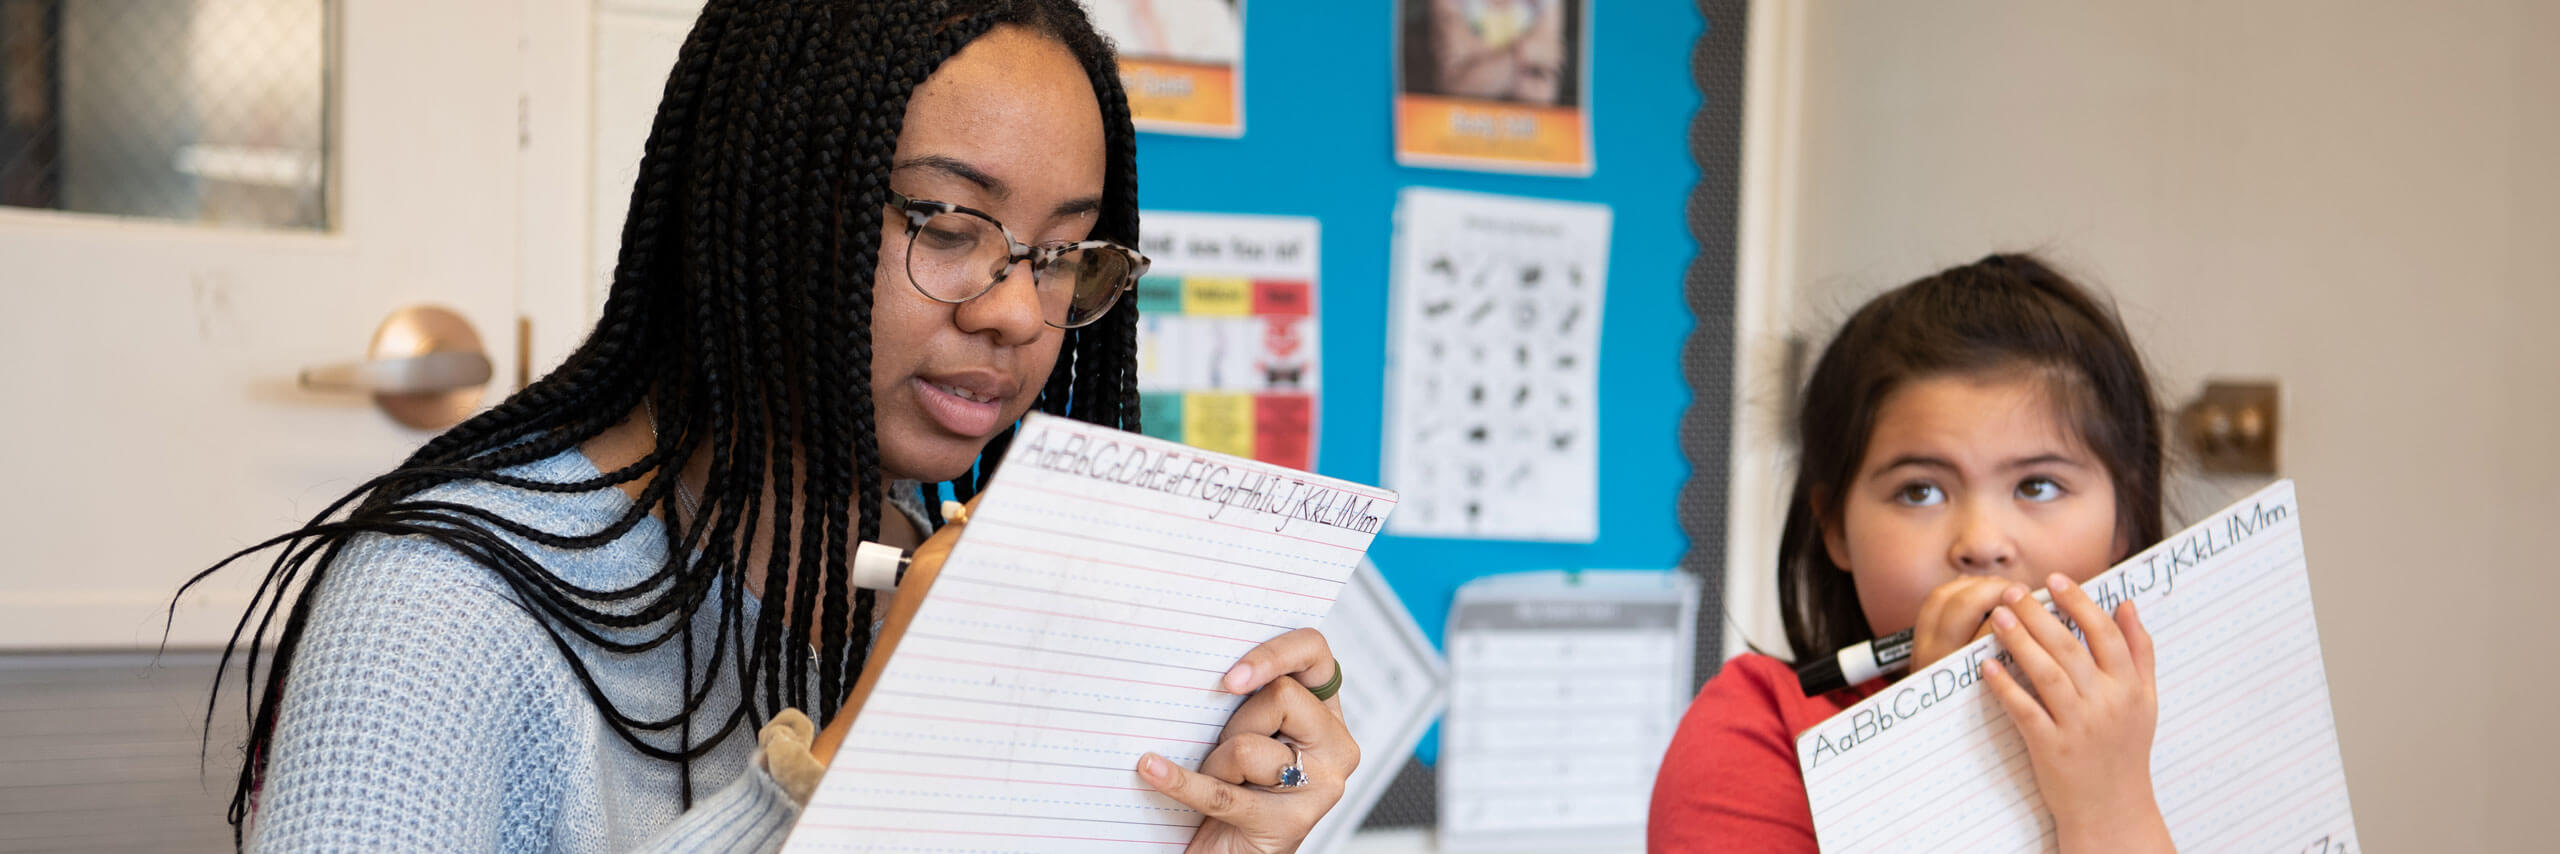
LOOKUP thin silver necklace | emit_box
[642,399,701,522]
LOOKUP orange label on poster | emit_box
[1396,95,1589,173]
[1120,59,1239,133]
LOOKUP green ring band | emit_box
[1310,658,1343,702]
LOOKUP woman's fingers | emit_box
[1222,627,1340,703]
[1139,753,1267,825]
[1222,677,1359,776]
[1196,733,1297,787]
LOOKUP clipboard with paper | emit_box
[781,412,1397,853]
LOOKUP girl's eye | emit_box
[2016,477,2064,502]
[1893,482,1944,507]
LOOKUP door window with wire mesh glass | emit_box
[0,0,330,231]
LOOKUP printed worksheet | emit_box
[1438,570,1697,852]
[1383,188,1610,542]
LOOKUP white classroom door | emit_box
[0,2,540,649]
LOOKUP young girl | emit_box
[1648,254,2176,852]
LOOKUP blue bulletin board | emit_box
[1133,5,1705,656]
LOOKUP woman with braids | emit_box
[183,1,1355,851]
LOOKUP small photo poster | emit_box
[1384,188,1609,542]
[1134,211,1319,470]
[1394,0,1593,175]
[1086,0,1246,137]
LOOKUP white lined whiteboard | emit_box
[785,413,1396,853]
[1798,480,2358,853]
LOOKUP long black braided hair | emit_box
[178,0,1141,840]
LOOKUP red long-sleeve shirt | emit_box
[1647,652,1884,853]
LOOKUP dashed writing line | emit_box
[822,786,1191,814]
[903,631,1230,676]
[941,576,1300,631]
[870,688,1224,730]
[905,652,1219,695]
[970,536,1339,602]
[868,710,1218,747]
[929,596,1259,645]
[994,515,1350,583]
[891,672,1239,715]
[793,825,1187,847]
[918,616,1249,665]
[958,549,1332,617]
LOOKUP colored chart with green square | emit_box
[1139,392,1185,442]
[1136,274,1185,314]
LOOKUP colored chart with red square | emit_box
[1252,280,1313,316]
[1253,394,1313,470]
[1130,212,1321,471]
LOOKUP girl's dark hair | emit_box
[1777,253,2165,662]
[177,0,1140,841]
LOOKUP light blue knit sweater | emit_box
[248,448,915,852]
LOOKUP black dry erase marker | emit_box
[854,500,970,591]
[1794,587,2053,696]
[852,541,911,591]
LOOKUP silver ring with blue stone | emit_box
[1276,743,1309,789]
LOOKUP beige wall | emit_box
[1739,1,2559,847]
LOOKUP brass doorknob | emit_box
[298,305,491,430]
[2177,380,2280,475]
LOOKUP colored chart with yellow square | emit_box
[1181,277,1255,316]
[1181,393,1256,458]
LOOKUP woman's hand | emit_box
[1909,575,2018,672]
[1138,627,1358,854]
[1980,574,2173,854]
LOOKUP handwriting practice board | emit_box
[1797,480,2357,852]
[783,412,1397,853]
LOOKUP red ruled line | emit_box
[905,653,1219,694]
[868,710,1219,746]
[942,576,1298,630]
[973,537,1339,601]
[986,521,1349,584]
[794,825,1188,847]
[931,596,1261,645]
[832,766,1157,793]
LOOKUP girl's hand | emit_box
[1980,574,2174,854]
[1138,627,1358,854]
[1909,575,2018,672]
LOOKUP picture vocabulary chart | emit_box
[1438,570,1697,852]
[1384,188,1610,542]
[1798,480,2359,853]
[1133,211,1321,471]
[783,413,1397,853]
